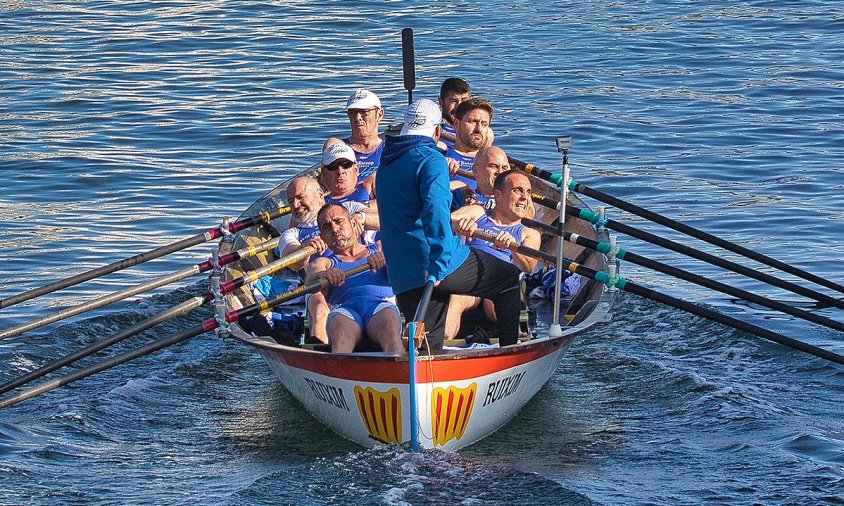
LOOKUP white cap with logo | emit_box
[322,142,357,166]
[400,98,443,137]
[346,89,382,110]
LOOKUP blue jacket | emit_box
[375,135,470,294]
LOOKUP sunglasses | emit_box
[325,159,355,171]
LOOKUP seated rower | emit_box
[445,170,541,340]
[250,176,367,344]
[446,98,495,190]
[320,141,378,213]
[304,203,402,354]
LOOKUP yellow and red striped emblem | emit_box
[431,383,477,447]
[354,386,403,444]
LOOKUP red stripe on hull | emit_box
[255,337,572,383]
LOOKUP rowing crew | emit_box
[248,83,572,354]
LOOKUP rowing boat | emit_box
[218,153,615,450]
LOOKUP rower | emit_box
[447,98,495,190]
[376,98,521,353]
[324,89,384,182]
[438,78,472,148]
[304,203,402,354]
[445,170,542,340]
[251,176,368,344]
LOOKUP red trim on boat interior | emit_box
[258,337,572,383]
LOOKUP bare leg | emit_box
[307,292,330,344]
[444,294,481,340]
[328,314,363,353]
[366,308,403,353]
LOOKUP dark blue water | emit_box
[1,1,843,504]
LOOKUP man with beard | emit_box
[438,78,472,148]
[447,98,495,190]
[377,98,521,354]
[304,204,402,354]
[253,177,368,344]
[445,170,542,340]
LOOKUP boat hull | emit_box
[236,334,576,450]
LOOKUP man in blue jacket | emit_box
[376,98,521,353]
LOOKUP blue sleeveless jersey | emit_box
[344,138,383,181]
[441,122,456,148]
[326,244,393,305]
[466,212,526,263]
[326,185,372,206]
[474,192,495,210]
[445,146,477,190]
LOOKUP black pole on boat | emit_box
[0,206,291,310]
[472,230,844,367]
[401,27,415,105]
[522,217,844,334]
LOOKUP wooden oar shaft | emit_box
[567,180,844,296]
[0,265,203,340]
[474,229,844,366]
[0,236,286,341]
[0,321,209,409]
[0,261,368,409]
[0,244,314,394]
[0,206,290,309]
[523,218,844,333]
[568,205,844,311]
[0,295,207,396]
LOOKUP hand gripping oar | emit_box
[0,261,368,410]
[0,205,292,310]
[522,218,844,334]
[0,235,284,340]
[506,155,844,296]
[406,275,435,453]
[401,27,415,105]
[0,245,317,396]
[471,230,844,366]
[564,204,844,311]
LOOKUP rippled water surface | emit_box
[1,1,843,504]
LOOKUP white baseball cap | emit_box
[400,98,443,137]
[346,89,382,110]
[322,142,357,166]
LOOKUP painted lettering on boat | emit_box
[483,371,526,407]
[304,377,350,411]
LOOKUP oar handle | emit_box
[471,230,557,265]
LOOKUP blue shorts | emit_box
[327,296,399,330]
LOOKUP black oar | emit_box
[401,27,415,105]
[566,179,844,296]
[523,218,844,334]
[0,237,282,340]
[0,205,291,309]
[472,230,844,366]
[564,203,844,311]
[0,245,316,396]
[0,261,369,409]
[505,154,844,296]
